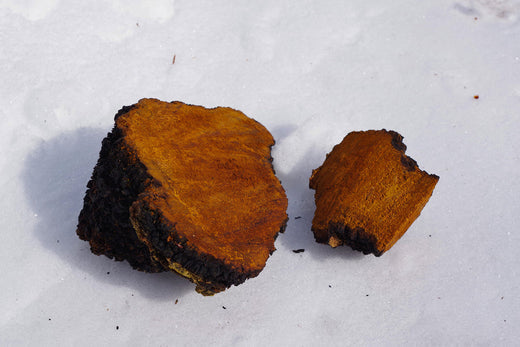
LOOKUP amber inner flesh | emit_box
[117,99,288,272]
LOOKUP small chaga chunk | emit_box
[77,99,288,295]
[309,130,439,256]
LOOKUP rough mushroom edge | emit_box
[312,222,383,256]
[76,104,164,272]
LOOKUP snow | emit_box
[1,0,520,345]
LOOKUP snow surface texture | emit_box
[1,0,519,345]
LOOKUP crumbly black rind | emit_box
[326,222,382,256]
[76,105,164,272]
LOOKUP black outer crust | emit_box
[76,105,164,272]
[326,222,382,257]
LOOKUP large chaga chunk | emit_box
[77,99,288,295]
[309,130,439,256]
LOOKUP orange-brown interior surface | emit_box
[310,130,438,254]
[117,99,288,272]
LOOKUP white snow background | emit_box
[1,0,519,345]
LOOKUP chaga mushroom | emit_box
[77,99,288,295]
[309,130,439,256]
